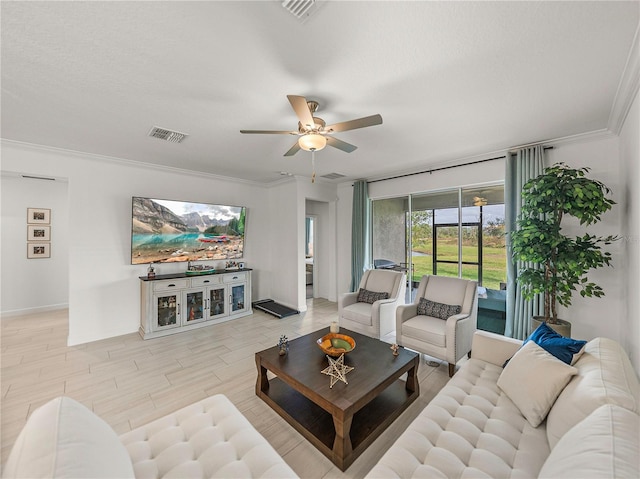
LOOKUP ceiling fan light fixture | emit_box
[298,133,327,151]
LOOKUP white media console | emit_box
[139,269,252,339]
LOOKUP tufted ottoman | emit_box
[3,394,298,479]
[120,394,298,478]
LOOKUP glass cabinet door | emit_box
[184,290,205,324]
[208,286,227,319]
[154,293,179,330]
[230,283,246,313]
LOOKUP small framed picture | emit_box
[27,208,51,224]
[27,243,51,259]
[27,225,50,241]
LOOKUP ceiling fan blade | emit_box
[287,95,315,129]
[325,114,383,133]
[240,130,297,135]
[284,141,301,156]
[326,136,357,153]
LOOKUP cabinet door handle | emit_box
[168,284,176,288]
[232,276,238,280]
[177,304,180,315]
[203,280,210,283]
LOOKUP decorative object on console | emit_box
[185,262,216,275]
[510,163,618,336]
[321,353,354,388]
[390,343,399,356]
[278,335,289,356]
[225,260,239,270]
[146,264,156,279]
[317,333,356,357]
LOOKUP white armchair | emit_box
[338,269,406,339]
[396,275,478,377]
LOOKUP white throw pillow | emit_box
[539,404,640,478]
[3,396,135,479]
[497,340,577,427]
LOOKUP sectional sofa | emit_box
[367,330,640,478]
[3,331,639,478]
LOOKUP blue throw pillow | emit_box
[523,322,587,365]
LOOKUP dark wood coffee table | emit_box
[255,327,419,471]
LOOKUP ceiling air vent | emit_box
[282,0,322,22]
[321,172,346,180]
[148,126,188,143]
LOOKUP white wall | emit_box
[547,135,625,345]
[619,88,640,373]
[1,141,271,345]
[266,179,299,311]
[1,173,69,314]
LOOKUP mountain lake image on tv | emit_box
[131,197,246,265]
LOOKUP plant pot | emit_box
[531,316,572,338]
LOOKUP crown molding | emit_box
[609,23,640,135]
[0,138,270,188]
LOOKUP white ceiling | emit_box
[2,1,638,184]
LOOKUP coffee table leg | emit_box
[255,357,269,394]
[332,412,353,465]
[405,357,419,394]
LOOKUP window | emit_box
[371,184,506,293]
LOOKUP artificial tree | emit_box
[510,163,618,324]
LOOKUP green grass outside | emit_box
[410,242,506,290]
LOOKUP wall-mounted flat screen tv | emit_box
[131,197,246,265]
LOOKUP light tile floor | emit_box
[1,298,452,478]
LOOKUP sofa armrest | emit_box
[471,330,522,367]
[396,304,418,323]
[338,292,359,312]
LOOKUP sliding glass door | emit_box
[371,184,506,294]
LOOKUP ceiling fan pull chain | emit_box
[311,151,316,183]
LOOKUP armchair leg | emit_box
[448,363,455,377]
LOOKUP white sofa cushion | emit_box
[119,394,297,479]
[497,341,577,427]
[366,358,551,478]
[3,396,135,479]
[401,315,447,347]
[546,337,640,448]
[539,404,640,478]
[341,301,374,325]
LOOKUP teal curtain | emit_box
[505,146,545,339]
[350,180,369,292]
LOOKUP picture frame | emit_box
[27,208,51,224]
[27,225,50,241]
[27,243,51,259]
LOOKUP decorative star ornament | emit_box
[321,353,354,388]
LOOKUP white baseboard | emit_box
[0,303,68,318]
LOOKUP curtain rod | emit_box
[365,146,553,185]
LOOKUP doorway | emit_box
[305,215,316,299]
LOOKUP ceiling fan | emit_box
[240,95,383,156]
